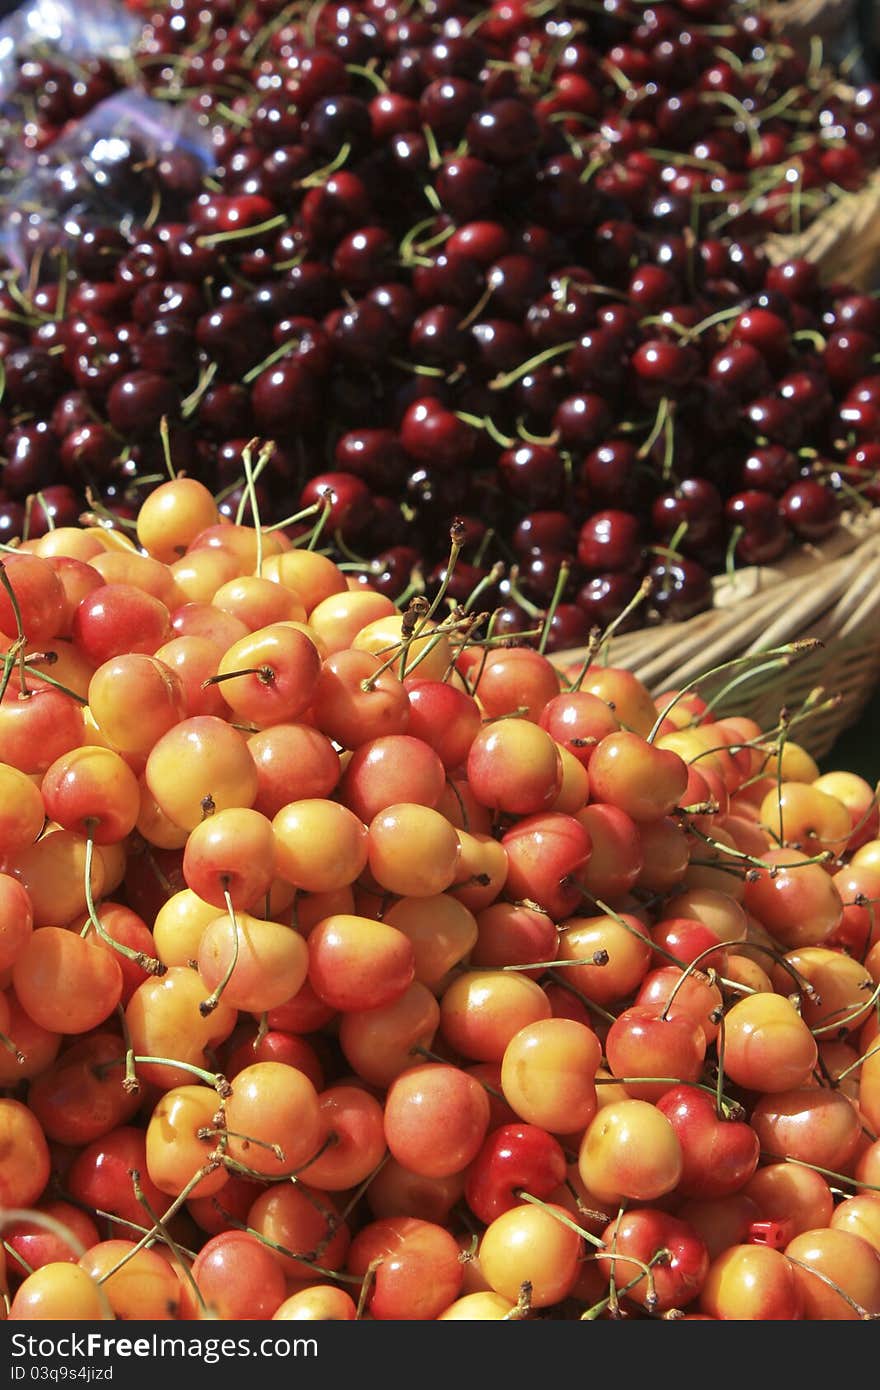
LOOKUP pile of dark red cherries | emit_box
[4,0,880,649]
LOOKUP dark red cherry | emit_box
[3,424,57,499]
[331,226,397,293]
[1,347,63,412]
[576,572,643,631]
[823,330,877,390]
[648,556,713,622]
[581,439,641,510]
[497,444,566,508]
[436,156,499,220]
[731,308,790,368]
[577,510,643,573]
[329,299,397,366]
[743,396,802,448]
[725,491,790,565]
[303,95,372,159]
[250,359,320,435]
[739,445,799,495]
[651,478,723,550]
[553,394,613,451]
[300,472,374,541]
[832,294,880,336]
[196,304,273,378]
[105,372,179,438]
[400,398,476,469]
[513,511,576,556]
[409,305,471,369]
[764,259,820,304]
[779,480,839,541]
[418,77,481,143]
[708,342,772,401]
[59,423,118,483]
[631,339,700,390]
[466,99,541,165]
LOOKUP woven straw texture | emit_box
[766,0,853,43]
[763,167,880,291]
[552,509,880,760]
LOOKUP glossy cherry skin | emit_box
[656,1085,760,1199]
[600,1208,710,1314]
[464,1123,567,1224]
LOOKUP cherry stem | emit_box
[566,577,653,691]
[356,1257,383,1319]
[240,439,272,578]
[443,776,470,833]
[203,665,275,688]
[115,1003,139,1096]
[0,1029,24,1064]
[784,1252,878,1318]
[687,822,833,875]
[724,524,744,578]
[181,361,218,419]
[131,1168,208,1314]
[90,1208,198,1257]
[517,1191,603,1249]
[199,1125,285,1163]
[658,948,719,1023]
[454,410,516,449]
[232,438,275,525]
[463,561,506,618]
[698,654,791,720]
[97,1160,225,1286]
[242,337,301,385]
[636,395,671,462]
[645,640,823,744]
[158,416,177,481]
[582,1249,668,1320]
[0,561,25,643]
[303,494,334,552]
[834,1034,880,1080]
[538,561,570,657]
[488,340,577,391]
[213,1207,363,1283]
[545,968,617,1026]
[196,212,286,247]
[82,837,166,976]
[199,887,240,1016]
[0,639,26,706]
[329,1153,391,1250]
[21,665,88,704]
[416,520,465,635]
[505,565,543,622]
[783,1155,880,1196]
[714,1012,728,1121]
[732,940,820,1005]
[4,1237,34,1276]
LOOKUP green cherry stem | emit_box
[199,887,240,1016]
[82,836,166,976]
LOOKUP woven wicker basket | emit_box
[766,0,854,49]
[756,0,880,290]
[762,168,880,291]
[552,508,880,761]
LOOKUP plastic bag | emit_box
[0,0,140,103]
[1,89,215,275]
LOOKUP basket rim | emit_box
[552,509,880,676]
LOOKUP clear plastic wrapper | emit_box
[1,89,214,275]
[0,0,139,103]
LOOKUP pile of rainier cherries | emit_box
[0,473,879,1322]
[5,0,880,647]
